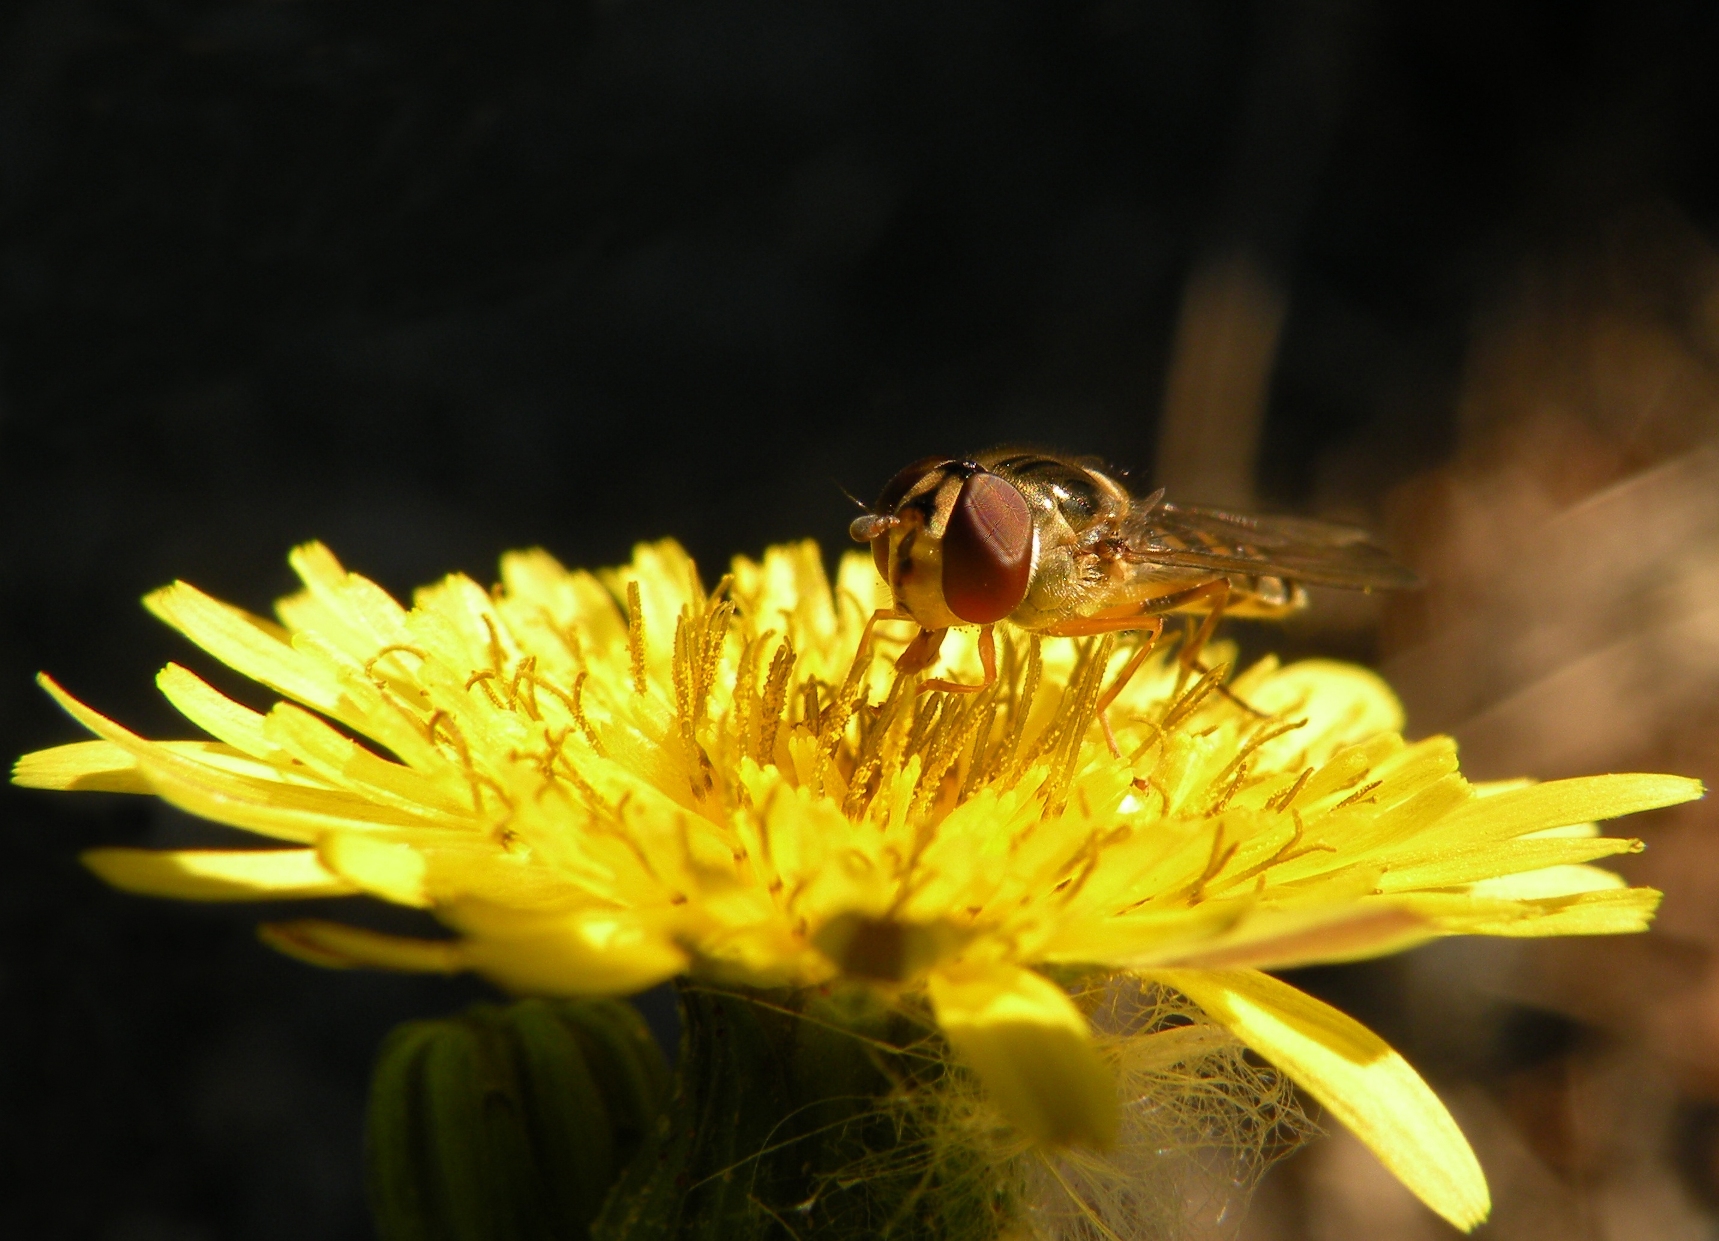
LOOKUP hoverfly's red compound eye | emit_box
[853,456,955,581]
[942,472,1033,623]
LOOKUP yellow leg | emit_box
[1095,619,1164,715]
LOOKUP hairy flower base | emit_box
[15,539,1704,1233]
[583,977,1310,1241]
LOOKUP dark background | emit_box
[4,1,1718,1237]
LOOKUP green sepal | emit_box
[500,1000,623,1230]
[553,996,671,1171]
[366,997,670,1241]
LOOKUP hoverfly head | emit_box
[850,456,955,582]
[855,456,1035,627]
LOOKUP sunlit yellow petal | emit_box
[1403,887,1662,936]
[451,902,689,997]
[1417,773,1702,849]
[1376,833,1642,892]
[262,701,469,820]
[13,739,151,792]
[155,662,279,760]
[1154,967,1489,1232]
[1477,887,1662,936]
[318,833,432,907]
[1035,901,1256,966]
[1148,906,1437,971]
[1237,658,1404,756]
[145,581,339,711]
[37,674,457,843]
[84,847,357,900]
[928,964,1118,1149]
[276,541,413,662]
[1468,862,1625,900]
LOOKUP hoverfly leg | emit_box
[1170,614,1198,698]
[1096,620,1163,756]
[860,607,917,659]
[1095,618,1164,715]
[1179,596,1269,718]
[916,624,998,695]
[1184,666,1267,718]
[1169,581,1231,682]
[895,625,948,676]
[1143,580,1267,718]
[1039,612,1164,752]
[1221,683,1269,717]
[1099,710,1121,758]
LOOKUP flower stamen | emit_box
[1332,779,1384,811]
[757,640,796,766]
[626,580,647,695]
[1265,766,1315,813]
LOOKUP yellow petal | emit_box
[13,740,150,792]
[279,541,412,658]
[1150,906,1437,971]
[928,964,1118,1149]
[1034,900,1256,966]
[1477,887,1661,936]
[13,736,299,792]
[155,663,279,759]
[451,901,688,997]
[1152,968,1488,1232]
[1521,821,1600,839]
[37,675,450,843]
[317,833,432,908]
[1421,773,1703,849]
[138,758,440,845]
[1243,659,1405,752]
[259,919,465,972]
[262,702,469,821]
[83,848,358,900]
[1377,835,1641,892]
[1468,863,1624,900]
[1401,887,1662,937]
[145,581,339,711]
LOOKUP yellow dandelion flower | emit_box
[16,539,1702,1233]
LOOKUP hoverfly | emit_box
[848,448,1418,701]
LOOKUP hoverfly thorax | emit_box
[849,456,1038,629]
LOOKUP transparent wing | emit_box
[1119,502,1422,591]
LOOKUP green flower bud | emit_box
[366,998,670,1241]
